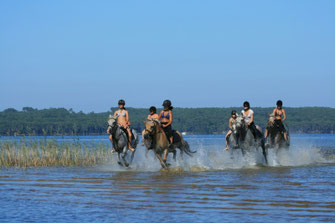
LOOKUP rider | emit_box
[112,99,135,152]
[141,106,159,146]
[158,100,173,144]
[241,101,261,141]
[265,100,287,141]
[224,110,238,151]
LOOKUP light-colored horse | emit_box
[266,114,290,151]
[229,115,268,163]
[143,119,195,169]
[107,115,139,167]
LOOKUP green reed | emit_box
[0,138,111,168]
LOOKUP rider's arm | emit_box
[125,110,130,125]
[273,108,276,115]
[158,111,163,120]
[167,111,173,126]
[282,109,286,121]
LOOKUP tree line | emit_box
[1,106,335,136]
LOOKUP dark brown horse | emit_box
[265,114,290,152]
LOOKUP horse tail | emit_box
[176,131,196,156]
[182,140,196,156]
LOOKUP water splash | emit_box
[100,139,335,172]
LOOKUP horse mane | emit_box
[108,115,118,126]
[146,118,161,125]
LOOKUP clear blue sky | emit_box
[1,0,334,112]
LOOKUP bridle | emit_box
[144,119,156,136]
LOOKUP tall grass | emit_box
[0,138,111,168]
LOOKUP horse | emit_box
[228,115,268,164]
[143,119,195,169]
[107,115,139,167]
[265,114,290,151]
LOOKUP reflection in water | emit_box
[1,166,335,222]
[1,135,335,222]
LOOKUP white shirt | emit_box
[241,109,254,123]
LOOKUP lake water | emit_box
[1,134,335,222]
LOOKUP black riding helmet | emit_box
[149,106,157,113]
[276,100,283,107]
[243,101,250,109]
[162,99,171,107]
[118,99,125,105]
[162,99,173,110]
[231,110,237,116]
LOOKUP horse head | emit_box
[108,115,118,127]
[267,113,275,128]
[143,118,159,138]
[234,115,245,130]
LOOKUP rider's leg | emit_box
[224,130,232,150]
[127,127,135,151]
[167,126,173,144]
[279,121,288,141]
[109,134,115,153]
[249,123,258,140]
[141,129,145,146]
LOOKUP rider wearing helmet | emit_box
[265,100,287,141]
[141,106,159,146]
[241,101,261,140]
[224,110,238,151]
[158,100,174,144]
[111,99,135,151]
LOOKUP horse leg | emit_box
[180,148,184,158]
[162,149,171,166]
[172,150,177,161]
[121,146,129,167]
[155,152,168,169]
[130,150,135,165]
[261,139,268,164]
[241,146,246,156]
[145,147,149,158]
[117,153,123,166]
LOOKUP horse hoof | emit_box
[124,163,129,167]
[117,161,123,166]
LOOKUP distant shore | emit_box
[1,107,335,136]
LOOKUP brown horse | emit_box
[143,119,195,169]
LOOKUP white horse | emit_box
[107,115,139,167]
[228,115,267,163]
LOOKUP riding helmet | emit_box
[118,99,125,105]
[149,106,157,113]
[276,100,283,107]
[243,101,250,108]
[162,100,172,107]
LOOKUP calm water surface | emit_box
[1,134,335,222]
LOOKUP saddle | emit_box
[165,130,181,144]
[119,126,135,141]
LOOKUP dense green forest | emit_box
[1,107,335,136]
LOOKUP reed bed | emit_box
[0,138,111,168]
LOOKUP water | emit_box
[1,134,335,222]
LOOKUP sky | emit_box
[1,0,334,112]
